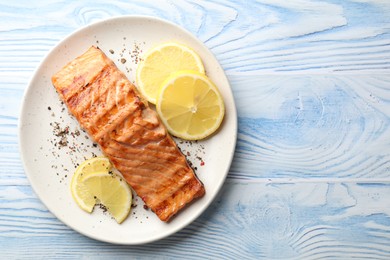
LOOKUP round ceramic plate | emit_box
[19,16,237,245]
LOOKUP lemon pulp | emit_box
[70,157,111,213]
[70,157,132,224]
[136,42,205,104]
[156,70,225,140]
[83,172,132,224]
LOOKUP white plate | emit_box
[19,16,237,245]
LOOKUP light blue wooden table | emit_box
[1,1,390,259]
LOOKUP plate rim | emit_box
[18,14,237,245]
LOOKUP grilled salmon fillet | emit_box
[52,46,205,222]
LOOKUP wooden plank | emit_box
[1,181,389,259]
[0,1,389,74]
[230,74,390,180]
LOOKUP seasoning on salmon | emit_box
[51,46,205,222]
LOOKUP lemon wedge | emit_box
[136,42,205,104]
[156,70,225,140]
[70,157,112,213]
[83,172,132,224]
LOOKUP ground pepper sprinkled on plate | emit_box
[99,203,108,213]
[130,42,144,64]
[46,101,103,184]
[176,138,206,172]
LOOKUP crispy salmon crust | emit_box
[52,46,205,222]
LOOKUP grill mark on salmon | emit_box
[105,140,187,167]
[108,153,184,178]
[109,155,187,180]
[107,155,184,185]
[51,46,205,222]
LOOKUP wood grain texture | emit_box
[1,181,390,259]
[231,74,390,180]
[1,0,390,258]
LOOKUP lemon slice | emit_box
[83,172,132,224]
[136,42,205,104]
[70,157,112,213]
[156,70,225,140]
